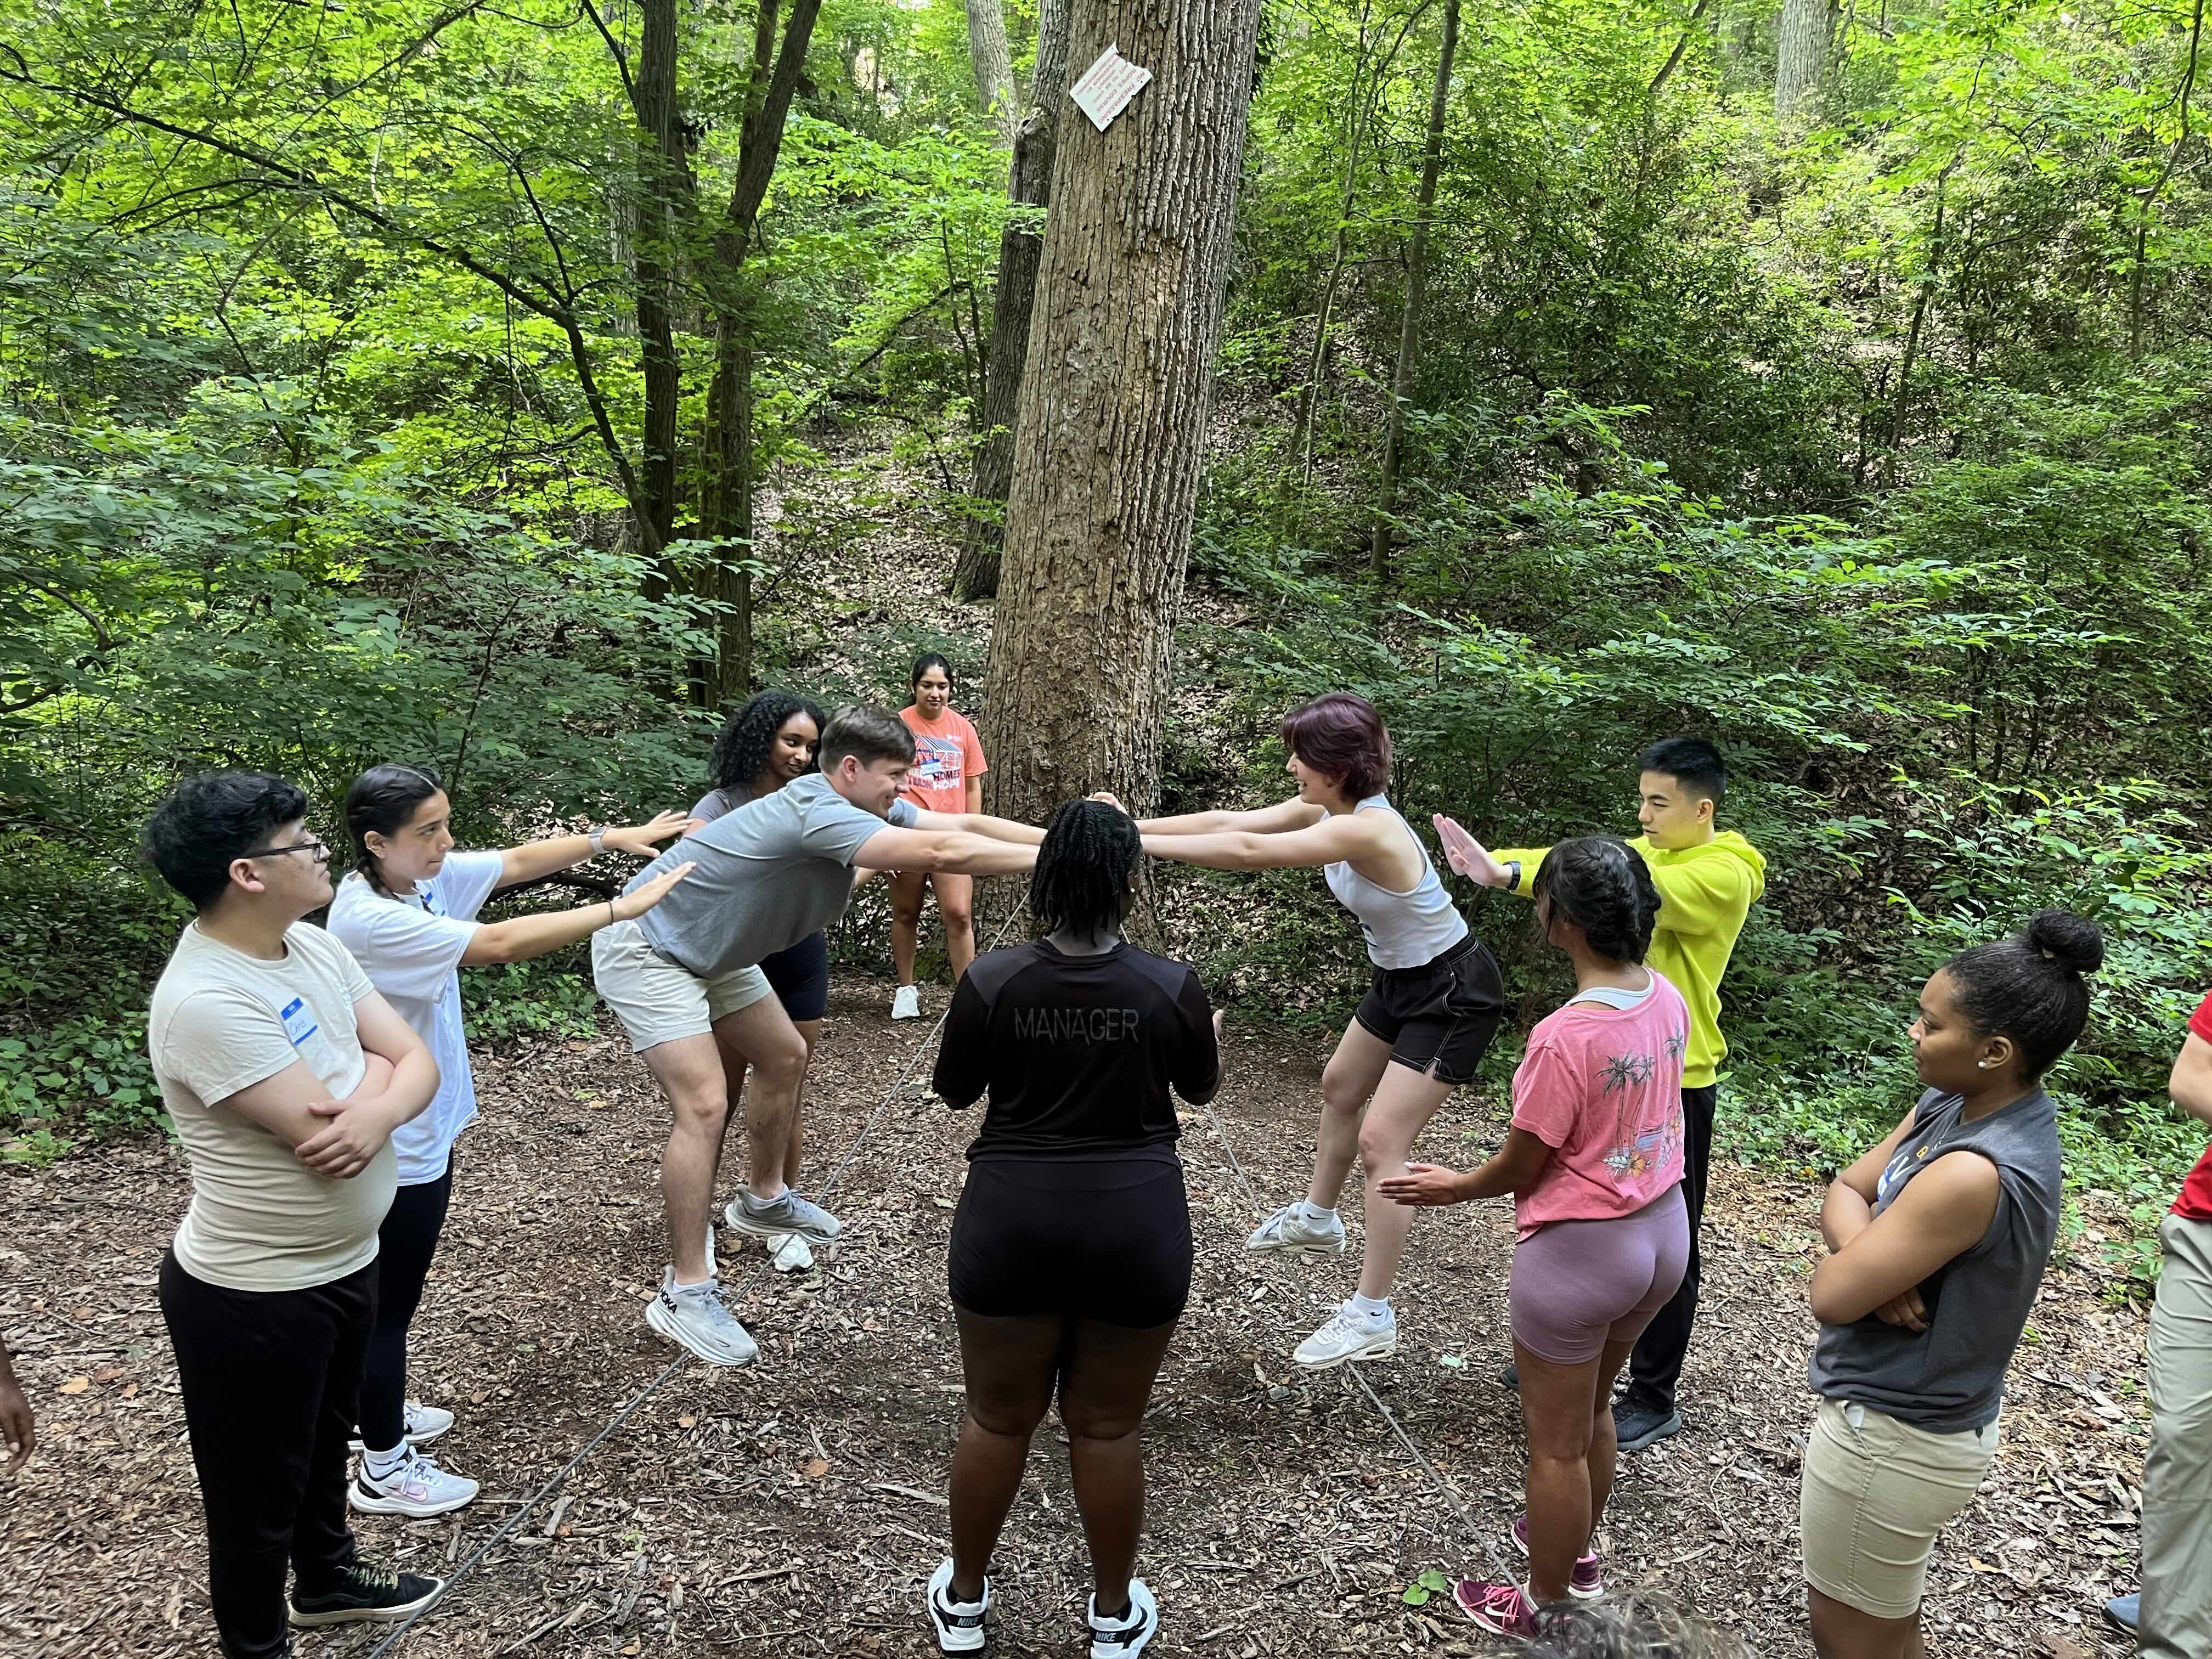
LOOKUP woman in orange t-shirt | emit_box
[891,653,988,1019]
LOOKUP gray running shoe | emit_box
[724,1188,842,1244]
[1245,1202,1347,1257]
[644,1269,759,1366]
[1293,1302,1398,1370]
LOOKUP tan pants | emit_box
[2142,1212,2212,1659]
[1799,1396,2000,1619]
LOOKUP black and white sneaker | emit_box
[1088,1578,1159,1658]
[926,1556,989,1653]
[289,1561,443,1627]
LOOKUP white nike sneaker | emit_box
[892,984,922,1020]
[349,1445,479,1517]
[348,1401,453,1453]
[1245,1202,1347,1257]
[1293,1302,1398,1370]
[926,1557,989,1653]
[770,1232,815,1273]
[1089,1579,1159,1658]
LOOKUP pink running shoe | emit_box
[1453,1580,1538,1637]
[1510,1514,1605,1599]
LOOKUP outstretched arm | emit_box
[1130,795,1327,837]
[1380,1128,1554,1207]
[495,812,698,889]
[1140,810,1391,873]
[460,862,696,965]
[910,808,1046,845]
[853,826,1038,878]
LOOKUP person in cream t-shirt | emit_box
[142,771,443,1658]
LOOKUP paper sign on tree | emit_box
[1069,44,1154,132]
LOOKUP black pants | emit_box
[1624,1082,1718,1413]
[358,1157,455,1453]
[160,1250,374,1659]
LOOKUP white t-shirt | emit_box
[326,850,504,1186]
[148,921,392,1293]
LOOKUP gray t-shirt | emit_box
[631,772,917,976]
[1808,1087,2061,1432]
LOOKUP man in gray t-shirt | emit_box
[592,704,1045,1368]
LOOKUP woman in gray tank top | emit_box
[1128,692,1504,1373]
[1800,910,2103,1659]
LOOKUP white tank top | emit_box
[1323,797,1470,970]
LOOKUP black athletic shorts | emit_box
[947,1153,1193,1328]
[1353,933,1505,1085]
[760,930,830,1023]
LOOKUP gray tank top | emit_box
[1807,1087,2060,1432]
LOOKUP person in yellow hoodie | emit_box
[1435,737,1766,1453]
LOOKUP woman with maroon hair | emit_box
[1131,692,1503,1370]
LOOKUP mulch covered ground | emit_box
[0,979,2150,1658]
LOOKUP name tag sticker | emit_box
[279,996,322,1049]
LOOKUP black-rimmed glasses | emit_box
[242,837,331,864]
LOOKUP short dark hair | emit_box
[819,704,916,771]
[1943,910,2104,1080]
[1280,692,1392,800]
[1030,799,1142,935]
[1523,1596,1746,1657]
[343,763,446,895]
[712,690,828,794]
[142,771,312,911]
[1637,736,1728,806]
[910,651,955,692]
[1533,836,1662,964]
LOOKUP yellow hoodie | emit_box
[1491,832,1768,1089]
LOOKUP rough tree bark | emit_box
[1370,0,1458,583]
[951,0,1072,603]
[632,0,685,589]
[1775,0,1829,115]
[965,0,1019,145]
[984,0,1268,829]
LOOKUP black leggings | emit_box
[357,1156,454,1453]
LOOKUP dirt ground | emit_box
[1,979,2153,1659]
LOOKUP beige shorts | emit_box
[1800,1396,2001,1620]
[591,919,773,1052]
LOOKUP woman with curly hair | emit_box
[1382,838,1690,1638]
[692,690,832,1272]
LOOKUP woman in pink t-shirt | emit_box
[891,653,989,1020]
[1382,837,1690,1638]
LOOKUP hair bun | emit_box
[2024,909,2103,976]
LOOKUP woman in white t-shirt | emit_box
[328,764,694,1516]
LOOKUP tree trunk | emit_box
[965,0,1020,146]
[951,0,1072,603]
[1884,159,1954,489]
[1370,0,1458,583]
[984,0,1267,830]
[634,0,684,595]
[1775,0,1829,115]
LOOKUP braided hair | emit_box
[1029,799,1141,937]
[343,763,446,896]
[1943,910,2103,1080]
[710,690,828,794]
[1531,836,1662,964]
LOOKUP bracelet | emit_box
[1503,859,1522,893]
[589,826,607,856]
[606,900,617,929]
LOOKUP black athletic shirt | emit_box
[933,940,1220,1161]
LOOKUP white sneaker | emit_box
[349,1446,479,1517]
[770,1232,815,1273]
[1245,1202,1347,1257]
[724,1188,843,1244]
[1293,1302,1398,1370]
[644,1269,759,1366]
[926,1557,989,1653]
[1088,1579,1159,1658]
[892,984,922,1020]
[348,1401,453,1453]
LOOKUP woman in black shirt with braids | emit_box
[925,799,1220,1659]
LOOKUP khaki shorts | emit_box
[1800,1396,2000,1620]
[591,919,773,1052]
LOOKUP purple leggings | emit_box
[1510,1184,1690,1367]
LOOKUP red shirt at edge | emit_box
[2175,992,2212,1221]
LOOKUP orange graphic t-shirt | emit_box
[899,706,988,816]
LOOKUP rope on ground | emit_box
[364,912,1017,1657]
[1196,1093,1518,1580]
